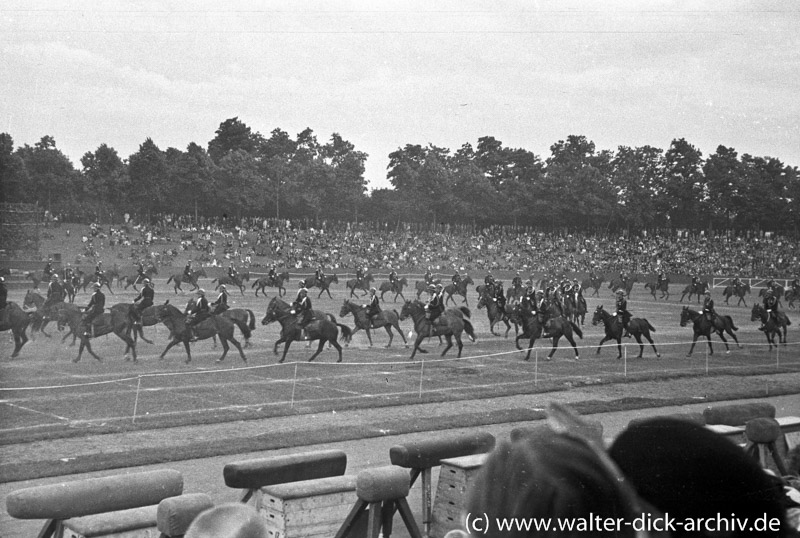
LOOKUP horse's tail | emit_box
[570,321,583,339]
[211,278,218,284]
[326,313,337,323]
[167,275,174,284]
[251,280,258,288]
[338,323,352,343]
[725,316,738,331]
[246,309,256,330]
[463,319,476,341]
[645,319,656,332]
[459,306,471,319]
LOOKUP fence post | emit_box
[132,376,142,424]
[291,362,298,408]
[418,358,425,398]
[624,345,627,377]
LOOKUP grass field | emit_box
[2,271,799,450]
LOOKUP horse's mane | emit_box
[161,303,184,317]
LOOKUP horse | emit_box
[474,279,500,300]
[759,284,785,301]
[0,302,31,358]
[679,280,709,303]
[608,276,638,297]
[378,277,408,303]
[415,278,441,299]
[78,272,114,294]
[751,303,791,350]
[679,306,741,357]
[399,300,475,360]
[119,266,158,291]
[213,273,250,295]
[57,304,138,363]
[785,288,799,309]
[166,267,207,294]
[183,297,257,348]
[154,302,248,364]
[25,271,47,290]
[302,274,339,299]
[339,299,408,348]
[252,272,290,297]
[644,278,670,301]
[443,275,474,306]
[563,293,587,326]
[476,293,516,338]
[346,273,374,298]
[63,277,76,303]
[109,302,161,345]
[22,290,80,338]
[582,275,606,297]
[505,284,525,303]
[261,296,350,363]
[591,305,660,359]
[513,303,583,361]
[723,282,750,307]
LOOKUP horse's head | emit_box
[679,306,691,326]
[591,305,604,326]
[399,300,417,321]
[750,303,764,322]
[464,275,474,285]
[477,295,487,309]
[399,277,407,285]
[339,301,351,317]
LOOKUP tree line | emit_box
[1,117,798,233]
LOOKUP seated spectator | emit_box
[609,417,790,538]
[185,503,269,538]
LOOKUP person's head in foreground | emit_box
[185,503,268,538]
[461,403,649,538]
[609,417,789,538]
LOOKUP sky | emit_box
[1,0,799,192]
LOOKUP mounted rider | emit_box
[356,266,366,285]
[702,290,716,323]
[314,265,326,286]
[44,274,65,310]
[268,263,278,285]
[690,272,699,291]
[452,270,462,288]
[791,275,800,296]
[388,265,399,293]
[615,289,631,338]
[227,262,238,281]
[519,283,535,312]
[187,288,210,341]
[131,278,154,327]
[732,276,742,292]
[511,271,523,291]
[81,282,105,338]
[211,284,229,315]
[291,287,313,339]
[589,266,598,282]
[619,271,629,291]
[484,271,496,294]
[425,283,445,323]
[94,260,104,283]
[493,281,506,313]
[571,278,585,309]
[136,261,146,284]
[63,263,74,283]
[364,288,381,327]
[761,289,780,330]
[656,268,666,287]
[424,266,434,285]
[183,260,193,280]
[0,277,8,326]
[43,258,54,279]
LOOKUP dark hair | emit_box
[466,434,640,538]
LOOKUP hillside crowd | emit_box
[53,214,798,277]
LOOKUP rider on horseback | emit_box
[136,261,146,284]
[572,278,584,307]
[761,289,780,331]
[732,276,742,292]
[425,284,445,323]
[512,271,522,291]
[44,258,54,279]
[187,288,210,342]
[616,289,631,338]
[268,263,278,285]
[291,287,313,339]
[63,263,73,283]
[535,291,554,338]
[365,288,380,327]
[211,284,229,315]
[82,282,105,338]
[94,260,104,283]
[0,277,8,326]
[657,267,666,288]
[356,266,366,284]
[619,271,628,291]
[131,278,154,327]
[183,260,193,280]
[493,281,506,312]
[388,266,398,292]
[484,271,495,295]
[227,262,238,281]
[519,284,535,312]
[452,270,462,287]
[44,274,65,310]
[315,265,326,286]
[702,290,716,323]
[424,266,434,285]
[792,275,800,296]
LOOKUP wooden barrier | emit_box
[389,431,495,535]
[5,469,183,538]
[223,449,348,504]
[335,466,421,538]
[429,453,487,538]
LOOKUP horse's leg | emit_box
[308,339,326,362]
[394,321,408,347]
[503,318,511,338]
[365,327,374,347]
[325,287,333,300]
[686,333,700,357]
[615,338,622,360]
[524,336,537,361]
[330,338,343,363]
[383,326,393,348]
[455,333,463,357]
[546,335,561,360]
[138,325,154,345]
[440,334,453,357]
[410,333,426,360]
[596,335,610,355]
[273,336,285,355]
[83,338,103,363]
[643,332,660,357]
[566,333,580,359]
[726,326,742,349]
[279,339,293,363]
[159,338,181,360]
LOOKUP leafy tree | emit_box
[611,145,664,230]
[703,146,745,230]
[127,138,168,220]
[659,138,705,228]
[15,136,78,214]
[81,144,127,219]
[207,117,259,164]
[165,143,217,220]
[214,149,265,220]
[0,133,29,203]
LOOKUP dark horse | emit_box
[261,296,350,363]
[444,275,474,306]
[582,274,606,298]
[184,297,257,348]
[23,290,81,338]
[302,274,339,299]
[0,302,31,358]
[644,278,670,301]
[477,292,516,337]
[346,273,375,298]
[514,303,583,361]
[415,278,441,299]
[119,266,158,291]
[58,305,137,363]
[723,281,750,307]
[679,280,709,303]
[751,303,791,350]
[608,276,637,298]
[77,272,115,295]
[252,271,290,298]
[563,293,587,326]
[339,299,407,348]
[166,267,207,294]
[111,302,159,345]
[213,272,250,295]
[591,305,660,359]
[399,300,475,360]
[154,303,248,364]
[378,277,408,303]
[679,306,741,357]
